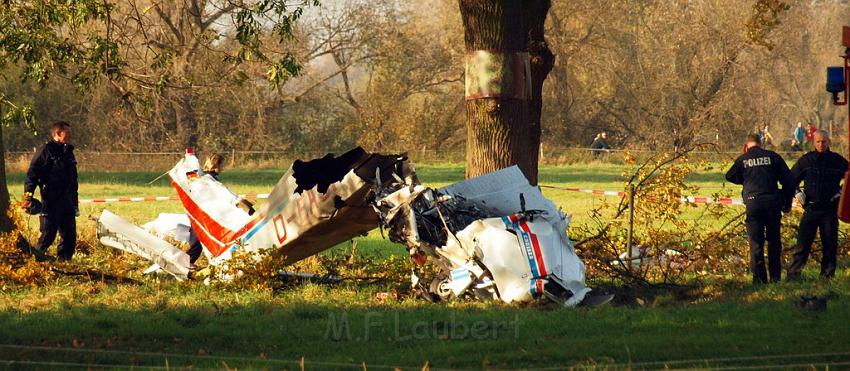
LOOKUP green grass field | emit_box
[1,163,849,370]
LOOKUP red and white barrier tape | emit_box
[539,185,745,206]
[672,195,744,206]
[80,193,270,204]
[553,187,626,197]
[80,187,747,207]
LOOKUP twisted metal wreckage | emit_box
[97,147,610,306]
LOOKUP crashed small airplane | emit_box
[371,165,592,305]
[98,147,604,306]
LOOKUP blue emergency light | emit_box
[827,66,845,94]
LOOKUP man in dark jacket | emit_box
[787,130,848,280]
[590,132,610,158]
[22,121,79,261]
[726,134,794,284]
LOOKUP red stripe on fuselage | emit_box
[518,220,548,276]
[188,217,227,256]
[221,211,264,244]
[171,180,242,257]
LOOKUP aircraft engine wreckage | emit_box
[97,147,604,306]
[372,166,591,306]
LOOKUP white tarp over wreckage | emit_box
[97,147,599,306]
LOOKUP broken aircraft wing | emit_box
[97,210,191,280]
[170,147,412,265]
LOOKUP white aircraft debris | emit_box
[371,165,595,306]
[168,146,412,265]
[97,210,191,280]
[99,146,408,275]
[142,213,191,243]
[97,147,607,306]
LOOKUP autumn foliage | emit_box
[574,146,750,284]
[0,208,53,287]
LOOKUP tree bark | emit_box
[0,125,33,252]
[459,0,532,181]
[523,0,555,185]
[0,126,13,234]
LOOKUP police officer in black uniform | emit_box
[22,121,79,261]
[787,130,848,280]
[726,134,794,284]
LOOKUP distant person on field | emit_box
[761,124,775,147]
[787,131,848,280]
[590,132,610,157]
[203,153,224,179]
[804,123,817,151]
[22,121,79,261]
[726,134,794,284]
[673,128,681,151]
[793,122,805,146]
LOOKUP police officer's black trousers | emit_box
[787,204,839,279]
[36,211,76,260]
[744,203,782,283]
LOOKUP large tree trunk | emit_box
[0,126,33,252]
[459,0,533,182]
[523,0,555,185]
[0,126,14,234]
